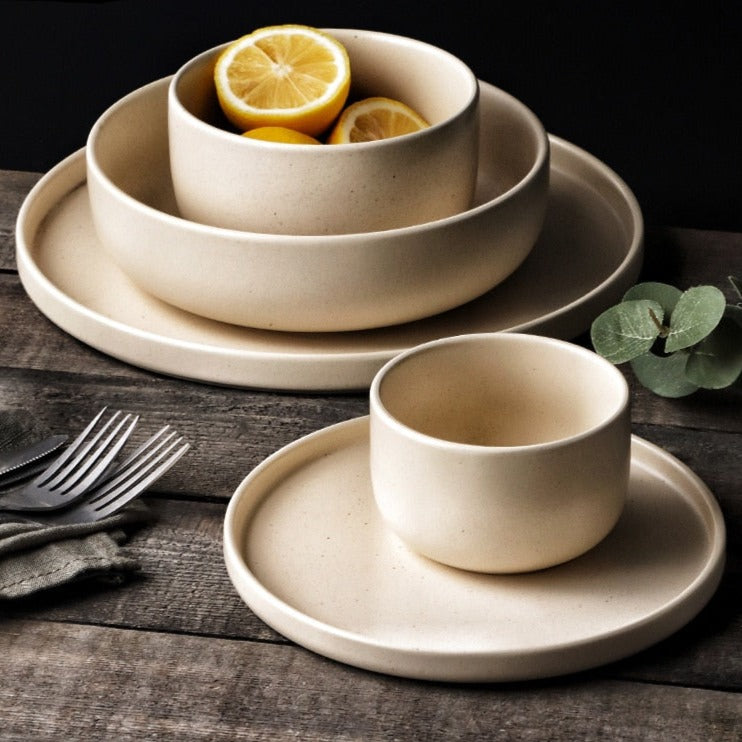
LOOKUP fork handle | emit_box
[0,460,121,512]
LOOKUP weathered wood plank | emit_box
[0,276,147,378]
[641,227,742,296]
[1,618,740,742]
[2,168,741,734]
[0,500,276,639]
[627,376,742,435]
[0,169,40,268]
[2,495,739,690]
[2,272,740,439]
[0,364,368,499]
[0,356,738,518]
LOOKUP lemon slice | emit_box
[328,97,430,144]
[243,126,320,144]
[214,24,351,136]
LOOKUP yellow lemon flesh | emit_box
[214,24,351,136]
[328,97,430,144]
[243,126,320,144]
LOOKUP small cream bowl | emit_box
[369,333,631,573]
[86,76,548,333]
[168,28,480,235]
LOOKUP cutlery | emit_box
[0,435,68,480]
[0,408,138,511]
[0,434,189,526]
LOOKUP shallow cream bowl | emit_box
[86,76,549,333]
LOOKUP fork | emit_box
[0,408,138,511]
[0,433,189,525]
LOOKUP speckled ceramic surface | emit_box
[169,29,481,235]
[369,333,631,573]
[16,134,641,391]
[88,75,548,332]
[223,416,725,682]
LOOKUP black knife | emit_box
[0,435,68,479]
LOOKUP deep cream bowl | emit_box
[169,28,480,235]
[86,76,549,333]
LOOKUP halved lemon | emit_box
[214,24,351,136]
[327,97,430,144]
[243,126,320,144]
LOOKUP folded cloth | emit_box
[0,410,152,600]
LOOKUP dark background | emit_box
[2,1,740,231]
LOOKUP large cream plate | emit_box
[223,416,725,683]
[16,136,642,391]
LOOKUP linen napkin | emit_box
[0,410,152,600]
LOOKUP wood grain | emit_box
[0,169,40,268]
[2,496,740,691]
[1,619,740,742]
[1,168,740,739]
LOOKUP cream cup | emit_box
[168,28,480,235]
[369,333,631,573]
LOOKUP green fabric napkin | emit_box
[0,410,152,600]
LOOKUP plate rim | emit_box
[15,132,643,391]
[223,416,726,682]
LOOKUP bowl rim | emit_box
[170,28,481,152]
[369,332,631,454]
[87,76,549,243]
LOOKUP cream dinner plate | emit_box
[223,416,725,683]
[16,134,642,391]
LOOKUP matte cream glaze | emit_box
[370,333,631,573]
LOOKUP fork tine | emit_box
[85,439,190,520]
[42,412,139,495]
[87,434,185,504]
[0,437,190,525]
[61,414,140,495]
[35,407,108,482]
[38,409,123,488]
[95,425,173,490]
[43,411,120,489]
[115,425,171,470]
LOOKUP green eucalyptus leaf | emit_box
[630,352,699,398]
[591,300,664,363]
[665,285,726,352]
[729,275,741,300]
[685,316,742,389]
[623,282,682,316]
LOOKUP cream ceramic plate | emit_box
[223,417,725,683]
[16,135,642,391]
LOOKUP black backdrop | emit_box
[2,1,740,232]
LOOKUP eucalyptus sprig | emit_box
[590,277,742,397]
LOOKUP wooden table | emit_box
[0,168,740,740]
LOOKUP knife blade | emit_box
[0,435,68,479]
